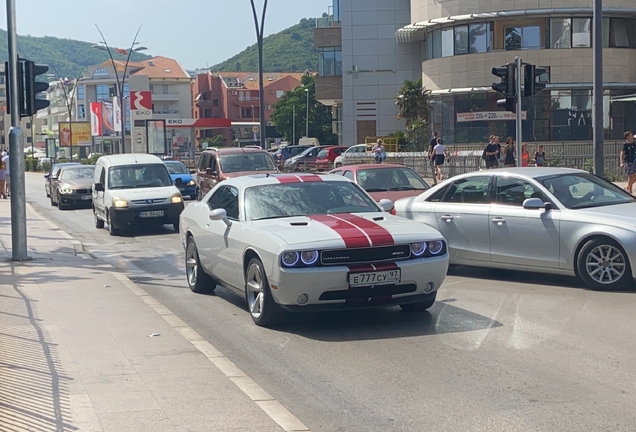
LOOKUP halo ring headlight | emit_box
[428,240,444,255]
[410,242,426,257]
[300,250,319,265]
[281,252,299,267]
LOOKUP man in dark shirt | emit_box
[428,131,438,184]
[620,130,636,194]
[484,135,499,169]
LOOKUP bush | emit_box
[40,161,51,172]
[86,154,101,165]
[24,158,38,172]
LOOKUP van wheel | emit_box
[107,210,121,236]
[94,207,104,229]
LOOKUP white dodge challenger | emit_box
[179,173,449,326]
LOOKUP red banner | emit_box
[90,102,103,137]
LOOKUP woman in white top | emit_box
[433,138,446,181]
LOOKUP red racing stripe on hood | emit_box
[308,215,371,248]
[274,174,323,184]
[328,214,394,246]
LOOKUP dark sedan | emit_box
[50,165,95,210]
[45,162,81,197]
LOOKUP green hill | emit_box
[211,16,330,73]
[0,30,151,79]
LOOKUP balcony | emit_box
[151,92,180,102]
[314,27,342,48]
[315,76,342,105]
[238,96,260,102]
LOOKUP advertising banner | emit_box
[90,102,103,136]
[102,101,115,135]
[457,111,528,122]
[59,122,92,147]
[113,97,122,132]
[146,120,167,155]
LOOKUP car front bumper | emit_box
[268,255,448,311]
[177,185,197,197]
[109,202,184,230]
[58,192,93,206]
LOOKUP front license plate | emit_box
[348,269,401,287]
[139,210,164,218]
[81,195,92,200]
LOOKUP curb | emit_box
[26,203,311,432]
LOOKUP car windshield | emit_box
[219,153,276,173]
[539,173,636,209]
[245,181,380,221]
[357,167,430,192]
[52,163,80,174]
[60,167,95,180]
[108,164,173,189]
[165,162,189,174]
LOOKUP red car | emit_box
[329,164,430,213]
[314,146,347,171]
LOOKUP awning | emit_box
[396,7,636,43]
[611,94,636,103]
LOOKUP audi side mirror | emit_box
[522,198,549,210]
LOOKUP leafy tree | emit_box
[395,78,432,125]
[404,119,429,152]
[199,134,226,150]
[270,75,337,145]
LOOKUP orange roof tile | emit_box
[102,56,190,79]
[213,72,307,90]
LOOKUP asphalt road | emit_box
[27,172,636,432]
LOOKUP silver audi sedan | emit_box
[394,167,636,291]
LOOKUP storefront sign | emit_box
[457,111,527,122]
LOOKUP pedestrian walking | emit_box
[494,136,503,167]
[503,137,516,167]
[372,139,386,164]
[0,157,6,199]
[483,135,499,169]
[433,138,446,181]
[620,130,636,194]
[1,151,9,197]
[428,131,438,184]
[534,145,546,167]
[522,143,530,167]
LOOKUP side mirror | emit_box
[175,178,184,186]
[94,183,105,192]
[522,198,549,210]
[44,174,50,179]
[51,175,58,180]
[206,168,218,176]
[378,198,394,213]
[209,208,232,227]
[190,170,196,175]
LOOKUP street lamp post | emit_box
[49,66,85,162]
[250,0,268,149]
[93,25,146,154]
[292,105,296,145]
[305,88,309,138]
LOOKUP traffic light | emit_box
[491,63,516,96]
[24,60,50,116]
[4,60,24,116]
[497,97,516,113]
[524,64,546,97]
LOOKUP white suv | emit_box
[333,144,372,168]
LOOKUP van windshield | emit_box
[108,164,173,189]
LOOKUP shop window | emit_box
[441,28,454,57]
[572,18,591,47]
[469,23,491,53]
[454,25,468,55]
[505,25,541,50]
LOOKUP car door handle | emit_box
[441,214,454,221]
[491,217,506,224]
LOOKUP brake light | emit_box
[391,208,397,216]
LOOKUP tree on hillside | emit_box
[395,78,432,124]
[270,75,337,145]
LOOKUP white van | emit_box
[92,154,184,236]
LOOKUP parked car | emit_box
[285,145,332,171]
[314,146,347,171]
[394,167,636,291]
[44,162,81,197]
[92,154,184,236]
[333,144,372,168]
[271,145,313,167]
[164,160,197,200]
[49,165,96,210]
[195,147,278,200]
[179,173,448,327]
[330,164,429,212]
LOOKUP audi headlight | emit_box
[281,252,299,267]
[427,240,445,255]
[59,188,73,194]
[187,180,196,186]
[112,197,128,208]
[171,194,183,204]
[410,242,426,257]
[300,250,319,265]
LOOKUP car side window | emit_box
[331,170,342,176]
[207,186,239,220]
[343,171,354,180]
[94,166,103,184]
[198,154,207,171]
[495,177,549,207]
[443,176,492,204]
[209,156,217,172]
[427,185,450,202]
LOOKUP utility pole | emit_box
[292,105,296,145]
[515,57,523,168]
[6,0,28,261]
[592,0,604,176]
[305,88,309,138]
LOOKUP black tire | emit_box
[196,189,203,201]
[94,207,104,229]
[189,195,196,201]
[50,195,57,207]
[107,210,121,236]
[577,238,632,291]
[244,257,283,327]
[400,292,437,312]
[185,237,216,294]
[173,221,180,232]
[57,194,68,211]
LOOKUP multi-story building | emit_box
[396,0,636,144]
[315,0,421,145]
[192,72,304,146]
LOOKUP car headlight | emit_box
[300,250,319,265]
[427,240,445,255]
[171,194,183,204]
[187,180,196,186]
[410,242,426,257]
[59,188,73,194]
[281,252,299,267]
[112,197,128,208]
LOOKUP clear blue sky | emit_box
[0,0,332,69]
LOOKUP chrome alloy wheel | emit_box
[585,244,627,285]
[245,262,264,319]
[186,242,198,287]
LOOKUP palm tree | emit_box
[395,78,432,125]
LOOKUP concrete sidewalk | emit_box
[0,200,309,432]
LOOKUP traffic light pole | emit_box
[515,57,523,168]
[6,0,29,261]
